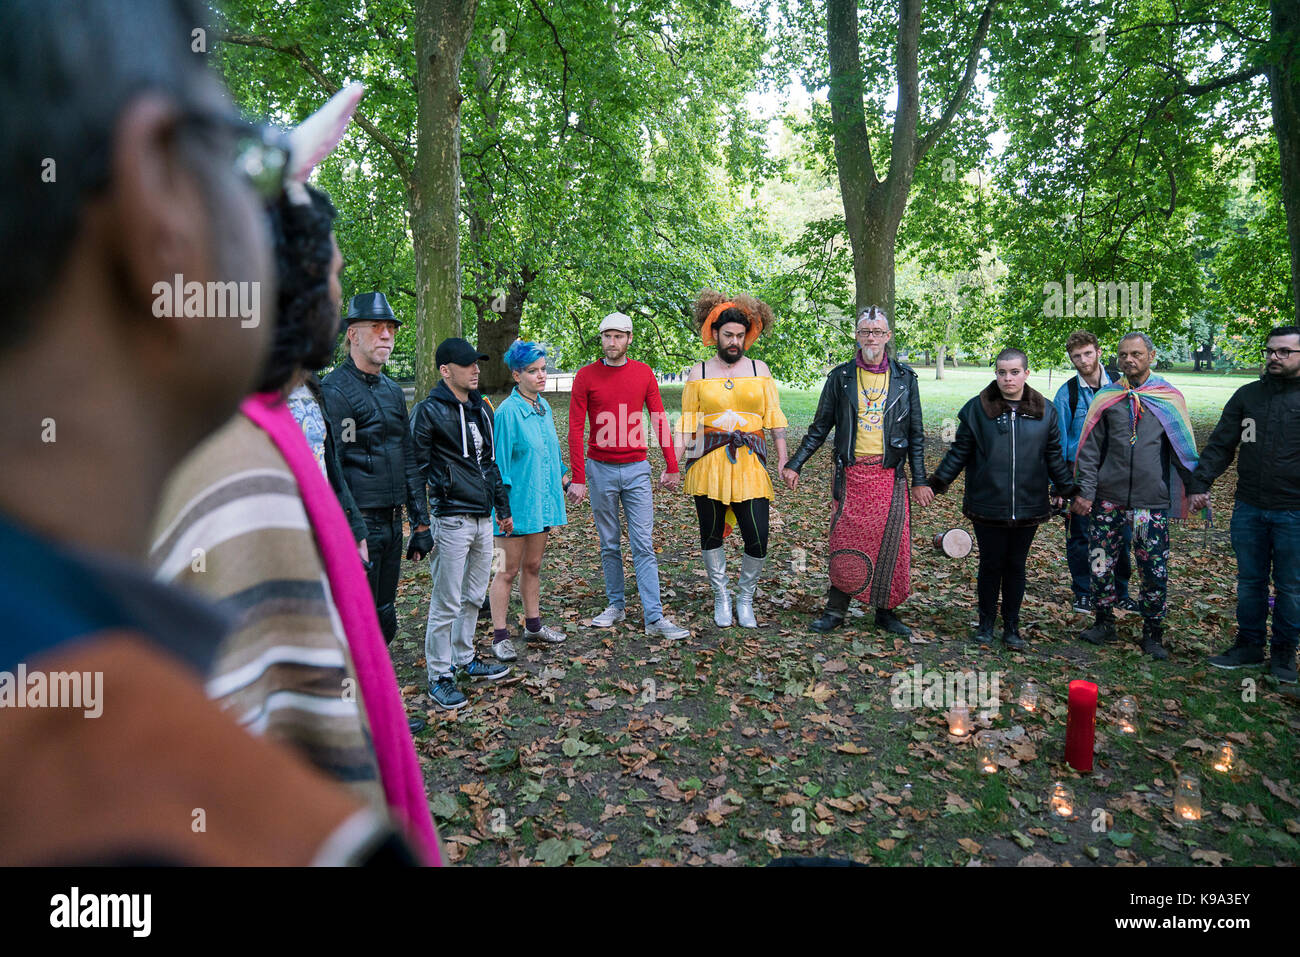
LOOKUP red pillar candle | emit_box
[1065,680,1099,772]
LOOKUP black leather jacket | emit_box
[786,355,927,500]
[320,356,429,527]
[928,382,1076,526]
[1187,373,1300,510]
[409,382,511,520]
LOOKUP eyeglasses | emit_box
[179,111,290,202]
[856,329,889,339]
[1262,347,1298,359]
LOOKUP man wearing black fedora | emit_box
[322,293,432,669]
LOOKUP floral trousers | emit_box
[1089,503,1169,621]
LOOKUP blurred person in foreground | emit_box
[0,0,417,865]
[149,85,439,860]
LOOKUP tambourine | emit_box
[932,528,973,558]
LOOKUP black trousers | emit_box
[694,496,770,558]
[362,507,403,644]
[972,522,1038,626]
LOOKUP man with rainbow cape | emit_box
[1070,331,1204,659]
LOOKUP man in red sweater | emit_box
[567,313,691,639]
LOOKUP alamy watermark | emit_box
[890,664,1000,712]
[1043,274,1151,328]
[152,274,261,328]
[0,664,102,718]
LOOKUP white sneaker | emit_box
[591,605,626,628]
[492,638,518,661]
[524,624,566,645]
[645,616,690,640]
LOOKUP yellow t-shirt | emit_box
[853,367,889,458]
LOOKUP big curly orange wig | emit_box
[692,289,775,351]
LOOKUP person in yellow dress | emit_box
[675,290,788,628]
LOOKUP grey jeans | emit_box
[424,514,493,683]
[585,457,662,625]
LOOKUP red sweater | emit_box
[567,359,678,483]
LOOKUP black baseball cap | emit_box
[435,337,490,367]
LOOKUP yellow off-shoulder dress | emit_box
[678,375,788,503]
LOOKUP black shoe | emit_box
[811,587,850,633]
[1115,595,1139,614]
[408,716,427,735]
[1269,650,1299,685]
[1140,620,1168,660]
[875,608,911,637]
[1072,595,1093,614]
[1208,642,1266,669]
[971,613,996,645]
[1002,622,1027,651]
[1080,608,1118,645]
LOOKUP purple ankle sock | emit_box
[526,617,541,633]
[493,628,510,643]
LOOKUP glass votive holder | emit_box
[1212,742,1236,774]
[1174,773,1203,822]
[1114,695,1138,734]
[947,705,973,739]
[975,732,1000,774]
[1017,680,1039,713]
[1049,781,1076,820]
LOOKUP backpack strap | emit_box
[1068,376,1080,419]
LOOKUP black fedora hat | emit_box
[345,292,400,326]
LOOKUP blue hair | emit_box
[504,339,547,371]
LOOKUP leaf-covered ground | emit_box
[390,384,1300,867]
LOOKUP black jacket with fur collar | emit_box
[928,382,1075,526]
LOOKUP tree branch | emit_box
[218,32,414,192]
[915,0,998,166]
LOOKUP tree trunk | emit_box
[476,270,536,396]
[411,0,478,397]
[935,342,947,379]
[1270,0,1300,322]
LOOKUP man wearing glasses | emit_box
[782,307,932,637]
[322,294,432,659]
[1188,326,1300,684]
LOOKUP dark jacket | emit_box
[928,383,1076,526]
[303,374,366,542]
[320,356,429,527]
[1186,373,1300,509]
[410,382,511,520]
[786,354,927,500]
[1074,373,1195,510]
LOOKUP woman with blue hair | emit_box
[486,340,570,660]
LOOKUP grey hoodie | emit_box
[1074,374,1195,509]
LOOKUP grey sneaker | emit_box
[458,657,511,681]
[492,638,518,661]
[591,605,626,628]
[645,616,690,640]
[524,624,566,645]
[429,677,468,711]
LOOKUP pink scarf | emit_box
[241,392,441,865]
[855,349,889,374]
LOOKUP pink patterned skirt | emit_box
[828,456,911,610]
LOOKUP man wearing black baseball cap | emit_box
[411,338,514,710]
[321,293,432,674]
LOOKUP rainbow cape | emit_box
[1074,376,1206,521]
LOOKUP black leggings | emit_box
[695,496,769,559]
[972,522,1038,625]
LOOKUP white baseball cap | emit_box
[598,312,634,333]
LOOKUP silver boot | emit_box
[701,547,733,627]
[735,554,765,628]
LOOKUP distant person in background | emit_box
[0,0,417,865]
[411,337,514,711]
[675,290,788,629]
[1052,330,1134,615]
[782,307,932,637]
[566,312,690,640]
[1188,326,1300,685]
[1071,332,1200,660]
[321,291,432,659]
[928,349,1076,649]
[487,340,569,660]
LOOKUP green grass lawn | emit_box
[398,370,1299,867]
